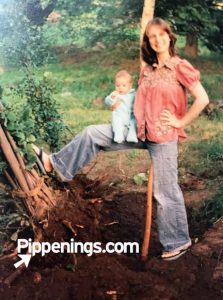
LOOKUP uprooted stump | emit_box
[0,124,58,285]
[0,125,56,221]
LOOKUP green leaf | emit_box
[133,173,148,186]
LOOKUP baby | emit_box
[105,70,138,143]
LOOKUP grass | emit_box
[179,129,223,178]
[0,42,223,232]
[192,187,223,227]
[59,107,111,134]
[0,43,223,175]
[1,47,142,135]
[201,75,223,100]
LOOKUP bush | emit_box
[0,71,68,172]
[14,72,68,151]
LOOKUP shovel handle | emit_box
[141,163,153,261]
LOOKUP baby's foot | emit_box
[114,138,124,143]
[126,137,138,143]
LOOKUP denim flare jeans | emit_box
[50,124,191,252]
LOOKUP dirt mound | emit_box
[0,175,223,300]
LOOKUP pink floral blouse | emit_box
[134,56,200,143]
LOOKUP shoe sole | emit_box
[161,248,190,261]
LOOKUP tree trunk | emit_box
[184,33,198,57]
[140,0,156,69]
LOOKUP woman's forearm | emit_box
[160,82,209,128]
[180,83,209,127]
[180,95,209,128]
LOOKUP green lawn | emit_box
[1,45,222,133]
[0,45,223,239]
[1,47,223,163]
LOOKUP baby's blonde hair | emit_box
[115,70,133,83]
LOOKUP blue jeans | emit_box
[51,124,191,252]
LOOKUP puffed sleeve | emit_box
[176,59,200,91]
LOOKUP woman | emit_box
[34,18,209,261]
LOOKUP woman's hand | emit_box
[160,83,209,129]
[160,110,183,128]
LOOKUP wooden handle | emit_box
[141,163,153,261]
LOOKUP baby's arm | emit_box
[122,91,136,112]
[111,99,122,111]
[105,91,122,110]
[130,91,136,112]
[105,91,118,106]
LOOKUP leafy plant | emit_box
[0,100,37,170]
[0,71,67,173]
[133,172,148,186]
[12,72,68,151]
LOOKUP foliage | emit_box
[204,9,223,52]
[12,72,68,151]
[0,0,222,69]
[206,107,223,121]
[155,0,223,52]
[201,74,223,100]
[25,0,54,25]
[42,0,223,52]
[180,132,223,178]
[0,71,67,172]
[0,192,30,255]
[0,0,142,67]
[52,0,140,47]
[0,100,37,170]
[0,0,54,67]
[193,188,223,226]
[133,173,148,186]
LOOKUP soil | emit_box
[1,172,223,300]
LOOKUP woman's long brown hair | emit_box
[141,18,177,66]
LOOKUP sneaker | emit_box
[161,241,192,261]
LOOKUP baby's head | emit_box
[115,70,133,95]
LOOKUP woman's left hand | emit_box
[160,110,183,128]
